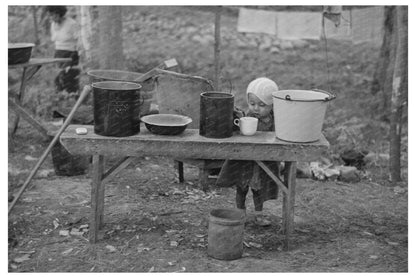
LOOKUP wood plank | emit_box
[9,98,50,139]
[60,125,329,162]
[255,160,288,195]
[8,58,72,69]
[101,156,135,184]
[282,161,297,251]
[90,155,104,243]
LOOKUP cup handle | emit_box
[233,118,240,126]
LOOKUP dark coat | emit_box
[215,110,279,203]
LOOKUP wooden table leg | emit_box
[176,160,184,183]
[199,167,210,192]
[282,161,297,251]
[90,155,105,243]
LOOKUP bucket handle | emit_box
[219,77,233,94]
[311,88,336,102]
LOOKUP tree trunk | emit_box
[79,6,94,65]
[31,6,40,45]
[371,6,396,116]
[213,6,221,91]
[97,6,124,70]
[389,6,407,183]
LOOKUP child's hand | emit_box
[233,106,245,119]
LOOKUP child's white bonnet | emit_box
[246,77,279,105]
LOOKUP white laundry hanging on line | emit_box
[351,6,384,44]
[276,11,322,40]
[237,7,277,35]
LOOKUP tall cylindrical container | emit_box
[199,92,234,138]
[207,208,245,260]
[88,69,155,116]
[92,81,142,137]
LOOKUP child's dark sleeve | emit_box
[233,106,245,131]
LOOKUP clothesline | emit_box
[237,7,384,44]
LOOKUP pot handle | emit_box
[311,88,336,101]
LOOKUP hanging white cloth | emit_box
[276,11,322,40]
[237,7,277,35]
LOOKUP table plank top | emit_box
[8,58,72,69]
[60,125,330,161]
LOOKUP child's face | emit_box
[247,93,273,119]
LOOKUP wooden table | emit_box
[8,58,72,140]
[60,125,329,250]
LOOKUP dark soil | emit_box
[8,122,408,272]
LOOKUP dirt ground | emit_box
[7,123,408,272]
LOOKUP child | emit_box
[216,77,280,226]
[46,6,81,94]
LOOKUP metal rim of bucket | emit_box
[273,89,336,102]
[9,42,35,49]
[92,81,142,91]
[209,208,245,226]
[87,69,142,81]
[201,91,234,98]
[276,136,320,144]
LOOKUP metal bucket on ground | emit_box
[272,89,336,143]
[92,81,142,137]
[207,208,245,260]
[51,140,90,176]
[199,92,234,138]
[87,69,154,116]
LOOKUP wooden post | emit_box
[214,6,221,90]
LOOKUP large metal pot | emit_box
[92,81,142,137]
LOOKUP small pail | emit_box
[92,81,142,137]
[51,141,90,176]
[272,89,335,142]
[207,208,245,260]
[199,92,234,138]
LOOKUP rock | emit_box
[363,152,377,165]
[13,254,31,263]
[59,230,70,236]
[324,168,340,181]
[291,39,309,48]
[37,169,54,178]
[296,162,312,178]
[269,46,280,54]
[337,166,360,183]
[310,162,326,180]
[393,186,406,194]
[280,40,294,50]
[105,245,117,253]
[378,153,390,161]
[24,155,38,161]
